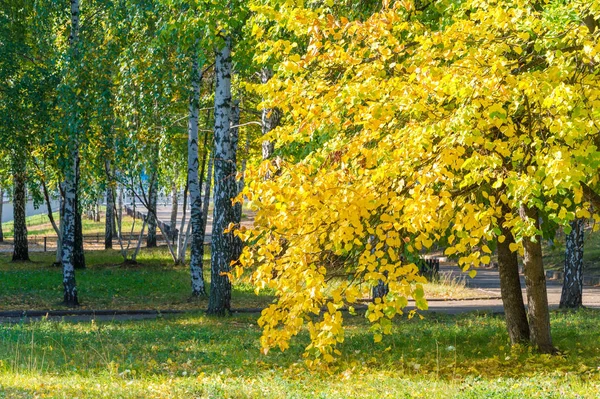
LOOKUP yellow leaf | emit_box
[223,222,236,234]
[327,302,336,314]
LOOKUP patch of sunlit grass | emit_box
[0,310,599,398]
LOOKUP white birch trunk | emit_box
[170,179,178,238]
[95,199,100,222]
[560,219,585,308]
[176,184,188,264]
[201,153,213,238]
[105,176,114,249]
[62,153,79,304]
[132,218,148,262]
[146,177,158,248]
[179,218,192,264]
[208,36,235,315]
[117,183,123,232]
[187,54,207,297]
[62,0,81,306]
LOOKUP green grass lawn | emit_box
[0,239,598,397]
[1,212,59,237]
[0,249,272,311]
[0,247,493,311]
[0,310,599,398]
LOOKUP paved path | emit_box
[409,266,600,315]
[2,262,599,324]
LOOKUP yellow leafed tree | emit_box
[238,0,600,363]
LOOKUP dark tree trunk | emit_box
[95,199,100,222]
[55,188,65,266]
[105,184,114,249]
[372,275,389,299]
[560,218,584,309]
[260,68,281,161]
[368,236,388,300]
[230,101,243,263]
[584,14,598,34]
[520,205,554,353]
[146,178,157,248]
[208,36,234,315]
[497,216,529,344]
[112,209,118,236]
[116,184,123,235]
[12,157,29,261]
[0,187,4,242]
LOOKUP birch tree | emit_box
[145,177,157,247]
[560,219,585,308]
[208,35,236,315]
[61,0,82,306]
[187,53,208,297]
[105,175,115,249]
[169,177,178,239]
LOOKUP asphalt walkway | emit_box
[409,266,600,314]
[2,263,599,324]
